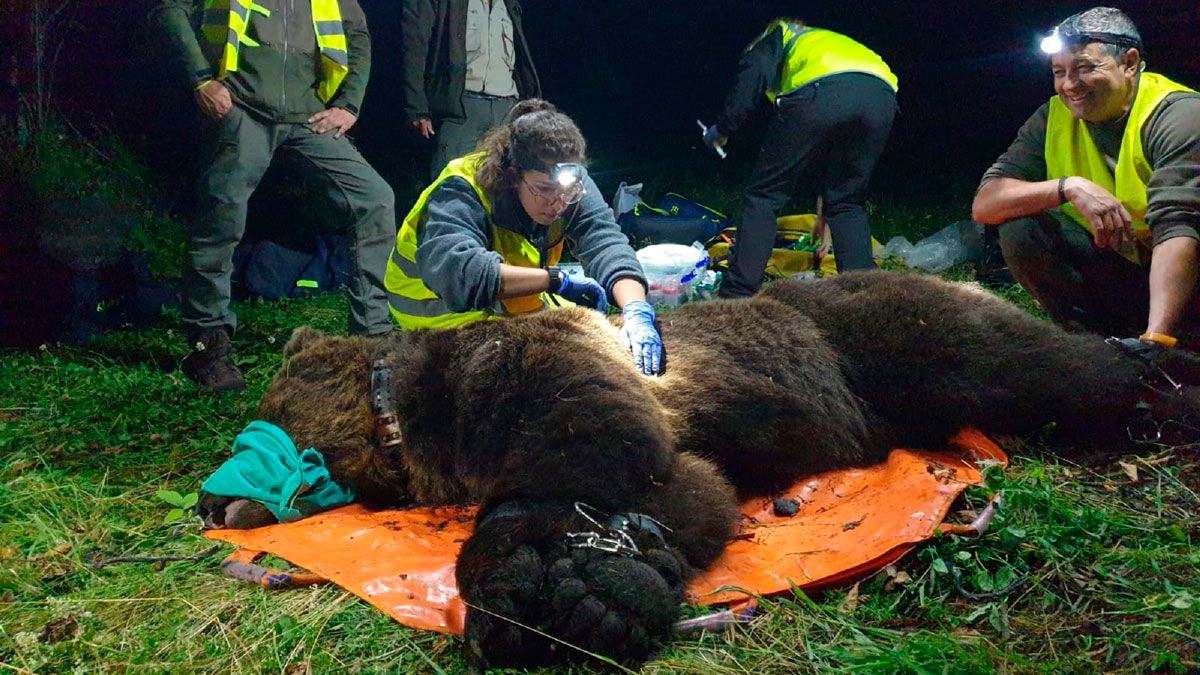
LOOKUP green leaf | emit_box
[156,490,184,507]
[955,551,972,562]
[181,492,199,509]
[964,603,992,622]
[931,558,948,574]
[163,508,184,525]
[988,604,1007,634]
[974,569,995,592]
[1169,593,1194,610]
[995,566,1015,589]
[275,615,298,635]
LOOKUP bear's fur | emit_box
[201,272,1200,668]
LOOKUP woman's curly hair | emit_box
[474,99,588,195]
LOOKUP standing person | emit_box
[973,7,1200,350]
[152,0,397,392]
[702,19,897,298]
[385,99,664,375]
[402,0,541,178]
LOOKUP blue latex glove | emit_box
[556,272,608,311]
[702,124,727,149]
[619,300,663,375]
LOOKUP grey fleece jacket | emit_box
[413,176,646,312]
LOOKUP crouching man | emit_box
[972,7,1200,352]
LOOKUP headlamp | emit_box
[551,162,585,188]
[1040,29,1064,55]
[515,153,588,205]
[1039,25,1143,55]
[539,163,587,205]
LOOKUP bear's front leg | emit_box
[197,492,279,529]
[455,499,687,668]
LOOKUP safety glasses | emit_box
[523,163,587,205]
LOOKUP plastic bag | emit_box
[884,221,986,274]
[882,236,915,261]
[611,181,644,221]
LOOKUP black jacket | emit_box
[401,0,541,123]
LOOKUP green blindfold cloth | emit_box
[202,420,356,523]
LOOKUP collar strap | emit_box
[370,359,403,449]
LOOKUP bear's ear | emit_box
[282,326,326,360]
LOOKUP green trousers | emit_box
[997,212,1199,338]
[183,105,396,336]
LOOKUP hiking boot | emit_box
[182,328,245,392]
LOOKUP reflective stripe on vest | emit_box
[199,0,347,103]
[765,22,898,103]
[311,0,349,103]
[200,0,261,78]
[385,152,566,330]
[1045,72,1196,265]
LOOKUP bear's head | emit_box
[256,327,413,505]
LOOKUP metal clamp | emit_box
[565,502,671,557]
[565,530,640,556]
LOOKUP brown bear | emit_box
[199,271,1200,668]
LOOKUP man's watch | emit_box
[547,266,564,293]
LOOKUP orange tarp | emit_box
[206,429,1006,635]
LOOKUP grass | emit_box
[8,118,189,283]
[3,256,1199,670]
[9,81,1193,672]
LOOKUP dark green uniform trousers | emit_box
[183,105,396,336]
[430,92,517,179]
[998,212,1200,339]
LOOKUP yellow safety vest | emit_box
[200,0,349,103]
[763,22,898,103]
[385,152,566,330]
[1045,72,1197,265]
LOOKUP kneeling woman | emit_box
[385,99,662,374]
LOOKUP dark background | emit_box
[21,0,1200,209]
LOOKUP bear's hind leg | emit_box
[456,500,686,667]
[454,453,740,668]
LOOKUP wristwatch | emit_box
[546,266,564,292]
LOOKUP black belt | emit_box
[463,90,516,101]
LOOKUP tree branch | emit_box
[89,544,223,569]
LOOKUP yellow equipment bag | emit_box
[707,213,882,279]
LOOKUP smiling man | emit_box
[973,7,1200,352]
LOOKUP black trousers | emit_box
[721,73,896,298]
